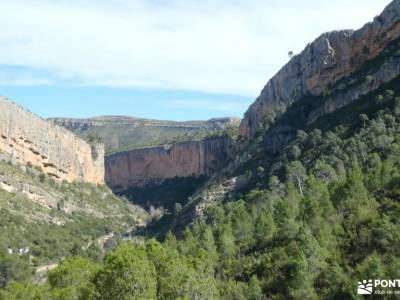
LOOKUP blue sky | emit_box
[1,85,250,120]
[0,0,391,120]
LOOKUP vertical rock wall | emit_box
[0,98,104,184]
[105,137,234,191]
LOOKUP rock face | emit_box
[240,0,400,139]
[0,173,61,209]
[0,98,104,184]
[105,137,234,191]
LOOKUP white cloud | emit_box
[0,0,392,96]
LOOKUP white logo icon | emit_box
[358,280,373,295]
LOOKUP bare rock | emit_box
[0,98,104,184]
[105,137,234,191]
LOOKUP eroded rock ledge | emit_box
[0,98,104,184]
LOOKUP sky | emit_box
[0,0,392,120]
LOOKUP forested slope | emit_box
[4,72,400,300]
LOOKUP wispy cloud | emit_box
[0,0,391,96]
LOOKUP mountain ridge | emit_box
[240,0,400,139]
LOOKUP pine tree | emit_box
[92,243,157,300]
[247,275,263,300]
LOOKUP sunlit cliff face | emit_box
[0,98,104,184]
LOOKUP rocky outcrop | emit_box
[0,174,61,209]
[240,0,400,139]
[105,137,234,191]
[0,98,104,184]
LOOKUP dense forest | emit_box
[2,78,400,299]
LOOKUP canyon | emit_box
[4,0,400,224]
[51,115,240,201]
[3,1,400,297]
[0,96,239,202]
[47,0,400,203]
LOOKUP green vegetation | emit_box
[0,159,148,291]
[121,176,208,211]
[121,176,208,239]
[4,76,400,299]
[3,39,400,298]
[165,124,240,145]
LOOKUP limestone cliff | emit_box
[240,0,400,139]
[105,137,234,191]
[0,98,104,184]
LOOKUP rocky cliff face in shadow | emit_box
[240,0,400,139]
[105,137,234,192]
[0,98,104,184]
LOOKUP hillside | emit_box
[50,116,240,155]
[173,0,400,227]
[0,98,150,291]
[0,150,149,288]
[6,50,400,300]
[2,0,400,299]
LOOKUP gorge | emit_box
[2,1,400,298]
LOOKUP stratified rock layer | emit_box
[105,137,234,191]
[0,98,104,184]
[240,0,400,139]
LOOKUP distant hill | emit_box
[49,116,240,155]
